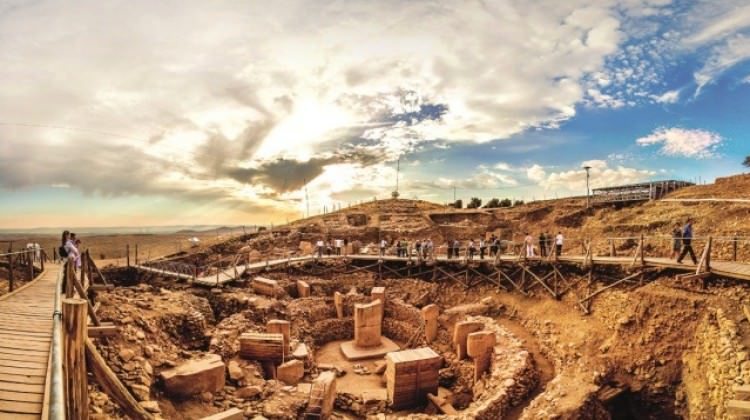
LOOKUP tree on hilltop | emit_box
[744,156,750,167]
[467,197,482,208]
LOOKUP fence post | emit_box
[126,244,130,267]
[41,249,45,271]
[65,261,75,298]
[63,298,88,420]
[733,234,738,262]
[27,249,34,281]
[639,234,645,266]
[135,244,138,265]
[8,253,14,292]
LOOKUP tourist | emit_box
[490,235,499,257]
[524,233,535,258]
[74,239,82,269]
[479,238,486,260]
[539,232,547,257]
[424,239,432,259]
[58,230,70,263]
[315,239,324,258]
[453,239,461,259]
[447,239,453,259]
[379,238,387,256]
[334,238,343,256]
[65,232,80,269]
[326,240,333,256]
[671,224,682,259]
[415,239,422,258]
[677,218,698,265]
[467,240,476,260]
[555,232,564,256]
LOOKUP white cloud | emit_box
[694,35,750,93]
[531,160,655,191]
[651,89,680,103]
[526,164,547,182]
[635,127,723,158]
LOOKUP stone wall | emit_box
[400,316,537,420]
[683,307,748,419]
[384,299,426,343]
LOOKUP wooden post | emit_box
[65,261,75,298]
[706,236,712,271]
[53,247,58,261]
[135,244,138,265]
[126,244,130,267]
[40,249,45,271]
[639,234,645,267]
[733,235,738,262]
[80,251,88,291]
[8,253,14,292]
[87,250,94,286]
[27,249,34,281]
[63,298,88,420]
[609,240,616,257]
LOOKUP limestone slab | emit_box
[340,336,400,361]
[160,354,226,398]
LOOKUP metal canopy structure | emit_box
[592,180,693,203]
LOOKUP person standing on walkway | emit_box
[539,232,547,257]
[380,238,387,256]
[677,218,698,264]
[555,232,564,257]
[447,239,453,259]
[671,224,682,259]
[65,232,80,270]
[524,233,535,258]
[467,240,476,260]
[489,235,498,257]
[479,238,486,260]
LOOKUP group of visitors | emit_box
[523,231,564,258]
[378,238,435,259]
[314,238,350,257]
[59,230,82,269]
[672,218,698,264]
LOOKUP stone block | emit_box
[239,333,285,362]
[371,286,386,321]
[160,354,225,398]
[252,277,279,297]
[354,300,383,348]
[305,371,337,419]
[385,347,441,409]
[277,360,305,385]
[421,304,439,344]
[199,407,244,420]
[297,280,311,297]
[266,320,291,353]
[452,321,483,360]
[467,331,495,382]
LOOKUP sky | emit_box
[0,0,749,229]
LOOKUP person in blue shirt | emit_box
[676,218,698,264]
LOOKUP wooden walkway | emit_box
[0,264,59,419]
[135,252,750,286]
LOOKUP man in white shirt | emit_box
[555,232,564,257]
[334,239,343,256]
[380,239,387,256]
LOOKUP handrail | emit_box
[48,261,65,420]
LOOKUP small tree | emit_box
[451,199,463,209]
[467,197,482,208]
[744,156,750,167]
[513,199,525,206]
[484,198,501,208]
[499,198,512,207]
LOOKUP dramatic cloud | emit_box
[636,127,723,158]
[530,160,655,191]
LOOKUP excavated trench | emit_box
[95,262,744,419]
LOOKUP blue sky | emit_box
[0,0,749,228]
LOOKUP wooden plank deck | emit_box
[135,252,750,286]
[0,264,58,419]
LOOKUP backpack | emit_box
[59,245,68,258]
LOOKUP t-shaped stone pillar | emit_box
[354,300,383,348]
[334,291,344,319]
[371,286,386,322]
[304,371,337,419]
[297,280,311,297]
[266,320,291,355]
[421,304,439,344]
[467,331,495,382]
[452,321,483,360]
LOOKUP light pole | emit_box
[583,165,592,208]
